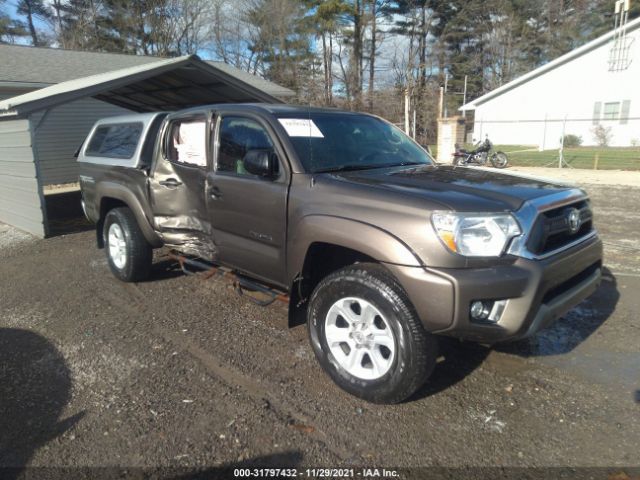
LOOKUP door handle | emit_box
[209,186,222,199]
[159,178,182,188]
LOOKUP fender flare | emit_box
[287,215,423,284]
[96,182,163,248]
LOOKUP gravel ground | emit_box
[507,166,640,187]
[0,223,36,258]
[0,183,639,478]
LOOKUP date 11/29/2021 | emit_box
[233,468,400,478]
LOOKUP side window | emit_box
[217,116,274,175]
[166,116,207,167]
[86,122,142,159]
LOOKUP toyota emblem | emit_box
[567,208,581,234]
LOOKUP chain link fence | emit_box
[471,115,640,170]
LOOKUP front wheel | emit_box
[103,207,152,282]
[491,151,508,168]
[307,263,437,404]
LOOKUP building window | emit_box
[603,102,621,120]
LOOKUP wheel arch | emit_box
[286,215,422,327]
[96,183,162,249]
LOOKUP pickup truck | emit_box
[78,104,603,404]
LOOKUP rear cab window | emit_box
[86,122,143,159]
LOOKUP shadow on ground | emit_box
[174,451,304,479]
[144,257,187,282]
[410,338,490,402]
[45,190,93,237]
[497,267,619,357]
[0,328,82,477]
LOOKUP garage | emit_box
[0,53,292,237]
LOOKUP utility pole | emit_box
[443,72,449,118]
[404,89,410,134]
[462,75,468,117]
[412,109,416,139]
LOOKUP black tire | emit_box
[491,151,508,168]
[307,263,437,404]
[103,207,152,282]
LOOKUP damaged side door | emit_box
[149,111,217,260]
[206,112,289,287]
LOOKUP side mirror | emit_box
[243,149,278,178]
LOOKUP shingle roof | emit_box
[0,55,287,117]
[0,44,293,97]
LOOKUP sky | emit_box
[4,0,50,45]
[3,1,412,88]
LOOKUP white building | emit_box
[461,17,640,148]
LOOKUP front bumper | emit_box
[386,235,603,343]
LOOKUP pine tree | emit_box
[245,0,315,95]
[16,0,50,46]
[0,0,27,43]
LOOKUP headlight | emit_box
[431,211,521,257]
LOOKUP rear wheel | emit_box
[307,263,437,404]
[103,207,152,282]
[491,151,508,168]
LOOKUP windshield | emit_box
[276,112,433,173]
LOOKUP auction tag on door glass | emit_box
[278,118,324,138]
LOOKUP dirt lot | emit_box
[507,166,640,187]
[1,179,639,477]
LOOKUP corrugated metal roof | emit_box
[460,16,640,110]
[0,55,288,117]
[0,44,293,98]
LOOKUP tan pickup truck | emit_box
[78,104,602,403]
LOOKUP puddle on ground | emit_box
[541,350,640,396]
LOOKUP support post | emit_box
[412,109,416,139]
[404,89,410,134]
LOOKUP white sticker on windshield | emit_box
[278,118,324,138]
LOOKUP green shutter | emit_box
[593,102,602,125]
[620,100,631,124]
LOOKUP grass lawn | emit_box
[428,145,640,170]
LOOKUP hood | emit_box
[330,164,574,211]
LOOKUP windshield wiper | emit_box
[314,164,386,173]
[314,162,425,174]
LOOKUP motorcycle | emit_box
[452,137,508,168]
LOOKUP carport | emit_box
[0,54,292,237]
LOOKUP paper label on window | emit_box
[278,118,324,138]
[176,122,206,166]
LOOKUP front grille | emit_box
[526,200,593,255]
